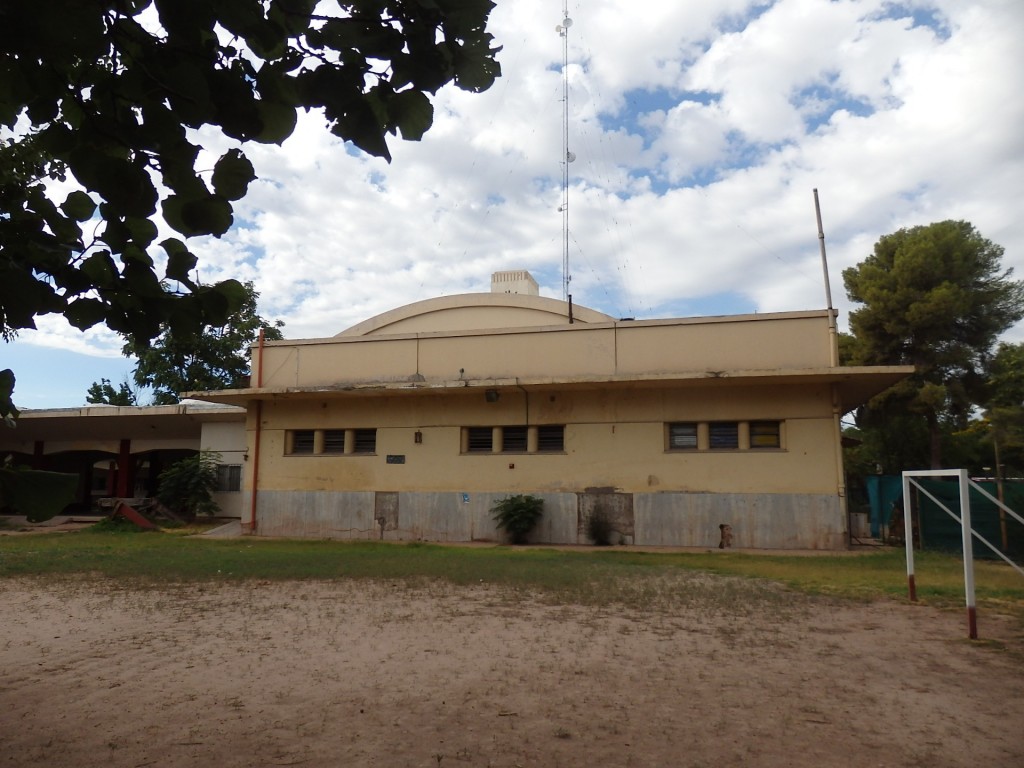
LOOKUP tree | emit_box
[843,221,1024,468]
[127,282,283,404]
[0,0,501,418]
[86,377,138,406]
[983,341,1024,478]
[156,452,221,521]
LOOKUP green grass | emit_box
[1,526,1022,620]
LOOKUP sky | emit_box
[7,0,1024,409]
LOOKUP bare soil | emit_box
[1,576,1022,768]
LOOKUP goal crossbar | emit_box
[900,469,1024,639]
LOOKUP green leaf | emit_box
[59,191,96,221]
[254,100,298,144]
[212,149,256,200]
[65,298,108,330]
[80,251,118,286]
[391,90,433,141]
[162,194,234,237]
[165,247,198,282]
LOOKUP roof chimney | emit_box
[490,270,540,296]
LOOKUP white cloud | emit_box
[10,0,1024,397]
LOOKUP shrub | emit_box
[156,452,221,521]
[586,507,614,546]
[491,494,544,544]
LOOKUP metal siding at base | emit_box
[634,492,844,549]
[250,490,845,549]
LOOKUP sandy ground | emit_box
[1,574,1022,768]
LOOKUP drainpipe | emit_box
[832,384,848,545]
[247,329,266,534]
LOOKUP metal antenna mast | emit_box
[556,6,574,301]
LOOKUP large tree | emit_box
[0,0,500,418]
[124,282,283,404]
[86,377,138,406]
[843,220,1024,468]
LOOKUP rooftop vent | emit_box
[491,270,540,296]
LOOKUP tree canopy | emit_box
[86,377,138,406]
[0,0,501,418]
[842,220,1024,469]
[119,281,282,404]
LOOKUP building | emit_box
[0,402,247,517]
[191,271,912,549]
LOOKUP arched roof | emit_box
[336,293,614,337]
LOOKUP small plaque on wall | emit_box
[386,454,406,464]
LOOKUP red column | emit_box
[116,439,133,498]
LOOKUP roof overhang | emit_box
[0,403,245,447]
[187,365,913,415]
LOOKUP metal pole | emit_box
[813,189,839,367]
[902,472,916,601]
[958,468,978,639]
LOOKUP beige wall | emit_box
[244,382,840,498]
[256,311,835,390]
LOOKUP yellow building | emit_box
[194,271,911,549]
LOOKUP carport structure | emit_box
[0,403,245,512]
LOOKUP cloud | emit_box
[11,0,1024,365]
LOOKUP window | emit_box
[750,421,781,449]
[502,426,528,452]
[667,422,698,450]
[353,428,377,454]
[216,464,241,492]
[537,425,565,452]
[287,428,376,456]
[708,422,739,450]
[291,430,314,454]
[466,427,493,452]
[323,429,346,453]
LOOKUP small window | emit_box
[323,430,346,453]
[668,422,698,450]
[708,422,739,450]
[750,421,781,449]
[290,430,314,454]
[215,464,242,492]
[502,426,528,452]
[353,429,377,454]
[537,425,565,452]
[466,427,493,453]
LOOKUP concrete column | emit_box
[344,428,355,455]
[313,430,325,454]
[116,439,132,498]
[738,422,751,450]
[527,426,539,453]
[491,426,502,453]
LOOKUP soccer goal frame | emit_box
[901,469,1024,639]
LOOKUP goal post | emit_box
[901,469,976,638]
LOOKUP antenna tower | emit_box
[556,5,574,301]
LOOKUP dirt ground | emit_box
[1,575,1022,768]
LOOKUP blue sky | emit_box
[6,0,1024,409]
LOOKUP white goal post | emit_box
[901,469,1024,639]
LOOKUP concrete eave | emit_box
[0,402,246,447]
[185,364,913,415]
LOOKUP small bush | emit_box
[492,494,544,545]
[157,452,221,522]
[586,508,614,546]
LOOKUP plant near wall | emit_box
[491,494,543,545]
[156,452,221,522]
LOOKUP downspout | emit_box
[247,329,266,534]
[832,384,848,545]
